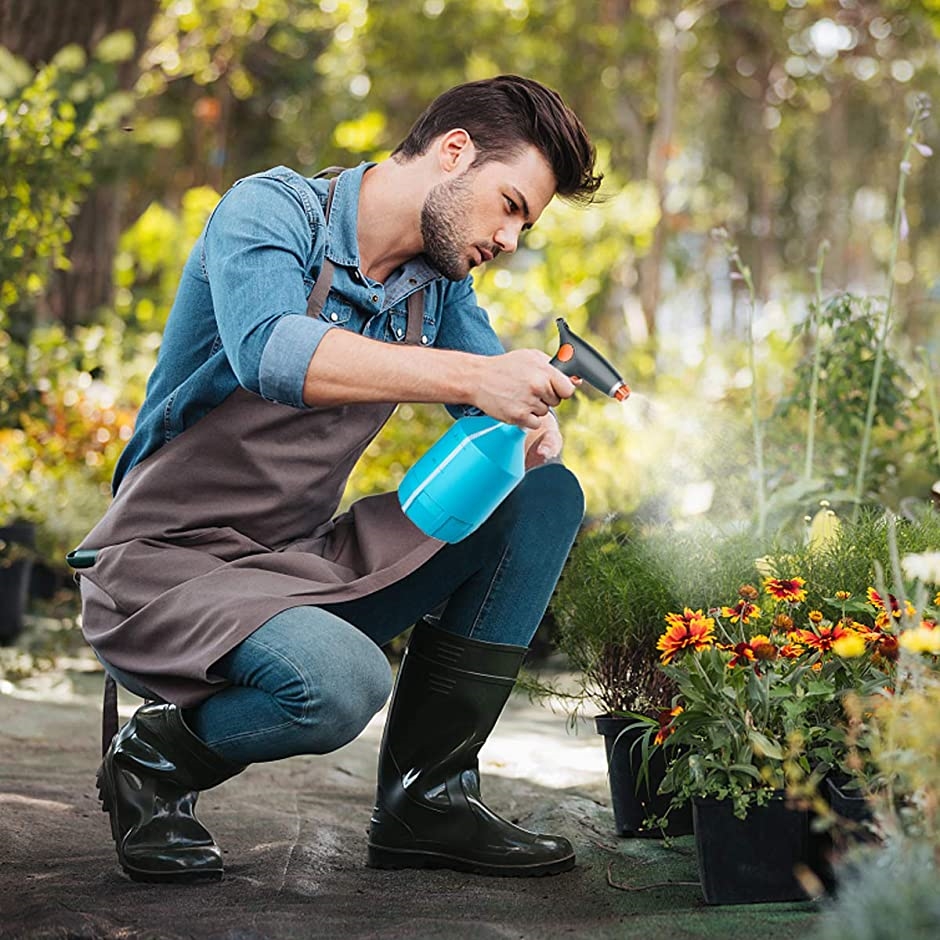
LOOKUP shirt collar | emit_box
[320,162,446,289]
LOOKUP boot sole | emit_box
[95,763,223,884]
[367,843,576,877]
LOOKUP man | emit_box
[76,74,602,883]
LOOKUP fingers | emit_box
[475,349,578,427]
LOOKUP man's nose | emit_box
[494,224,522,254]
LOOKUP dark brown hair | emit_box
[392,74,602,204]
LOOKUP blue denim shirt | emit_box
[113,163,504,493]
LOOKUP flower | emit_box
[652,573,899,820]
[773,613,794,631]
[791,621,854,653]
[721,599,761,624]
[867,587,916,625]
[833,633,867,658]
[764,576,807,603]
[901,552,940,584]
[658,609,715,663]
[654,705,683,745]
[899,625,940,655]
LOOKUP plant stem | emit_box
[852,99,927,516]
[741,264,767,540]
[804,242,828,483]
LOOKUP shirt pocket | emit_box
[319,296,356,327]
[388,303,438,346]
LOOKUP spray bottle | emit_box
[399,317,630,543]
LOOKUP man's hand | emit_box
[303,332,576,430]
[524,411,563,469]
[473,350,577,430]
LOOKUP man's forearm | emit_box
[302,328,483,409]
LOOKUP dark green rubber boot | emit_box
[367,619,575,877]
[96,702,243,883]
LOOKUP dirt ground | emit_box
[0,652,822,940]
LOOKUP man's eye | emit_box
[505,197,518,213]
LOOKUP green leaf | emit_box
[94,30,138,65]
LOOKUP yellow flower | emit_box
[832,633,866,658]
[835,591,851,601]
[899,626,940,655]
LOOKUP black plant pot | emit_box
[0,522,36,645]
[825,775,875,828]
[595,714,693,838]
[693,794,813,905]
[0,558,33,644]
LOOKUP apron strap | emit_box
[306,170,426,348]
[404,289,424,345]
[306,175,340,319]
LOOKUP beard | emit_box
[420,172,478,281]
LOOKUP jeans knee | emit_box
[302,644,392,752]
[520,462,585,534]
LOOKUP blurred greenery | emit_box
[1,0,939,576]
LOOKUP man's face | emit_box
[420,145,556,281]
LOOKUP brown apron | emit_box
[78,172,445,707]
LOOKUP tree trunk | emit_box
[0,0,159,328]
[636,1,681,343]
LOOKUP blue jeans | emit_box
[130,463,582,765]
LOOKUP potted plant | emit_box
[653,564,906,905]
[548,521,764,837]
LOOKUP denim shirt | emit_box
[112,162,504,493]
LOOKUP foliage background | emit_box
[2,0,940,564]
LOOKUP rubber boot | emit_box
[367,620,575,877]
[96,702,243,883]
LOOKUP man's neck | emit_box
[356,158,427,283]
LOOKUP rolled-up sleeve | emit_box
[203,175,332,407]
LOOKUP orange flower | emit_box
[654,705,683,745]
[738,584,759,601]
[808,610,824,623]
[773,613,794,631]
[835,590,851,601]
[750,634,778,661]
[872,633,900,664]
[764,577,807,604]
[721,599,761,624]
[724,641,757,668]
[867,587,916,621]
[658,609,716,664]
[792,622,854,653]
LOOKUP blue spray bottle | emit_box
[398,318,630,542]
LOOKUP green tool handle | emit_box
[66,548,99,569]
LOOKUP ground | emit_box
[0,623,821,939]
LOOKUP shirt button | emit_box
[396,327,404,338]
[409,277,417,285]
[371,294,379,303]
[330,313,338,321]
[420,335,429,345]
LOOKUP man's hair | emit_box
[392,74,602,204]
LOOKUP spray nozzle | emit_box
[548,318,630,401]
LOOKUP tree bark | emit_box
[0,0,159,328]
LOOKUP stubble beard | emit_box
[420,173,477,281]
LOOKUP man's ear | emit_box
[436,128,476,174]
